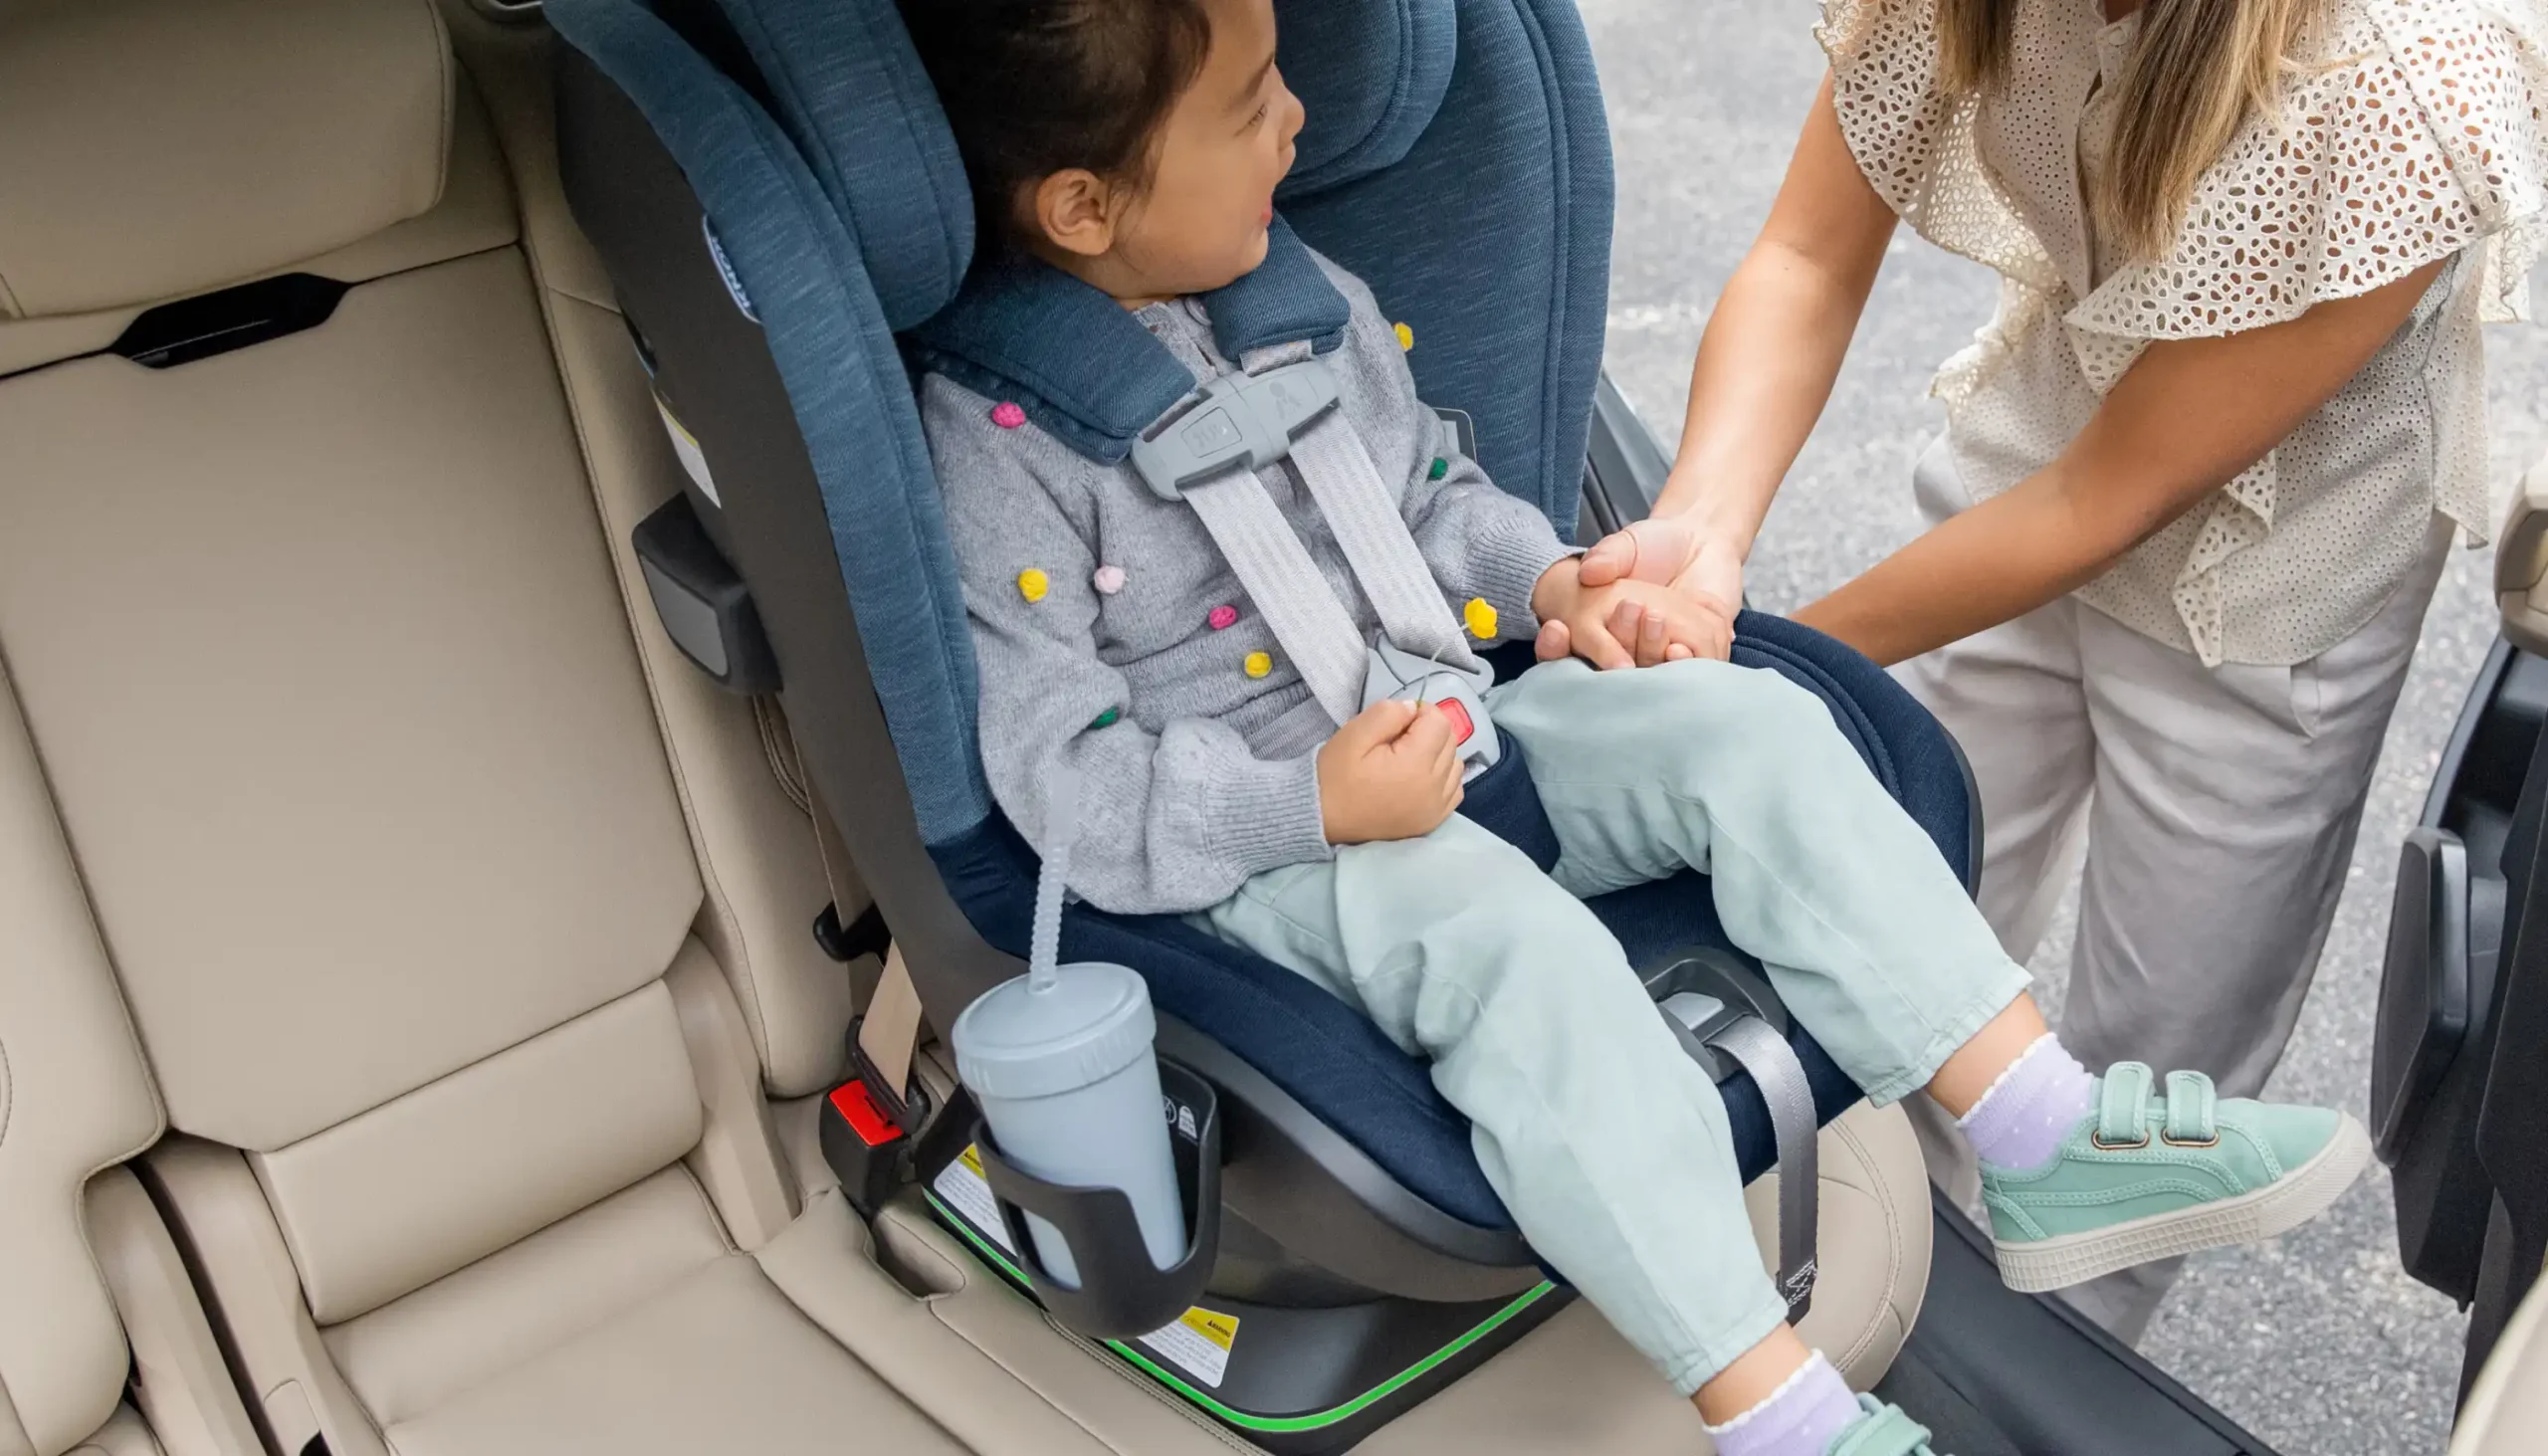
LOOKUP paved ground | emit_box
[1580,1,2548,1449]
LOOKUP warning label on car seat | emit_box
[932,1145,1239,1387]
[932,1144,1013,1253]
[1139,1306,1239,1388]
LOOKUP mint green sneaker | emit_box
[1980,1062,2371,1293]
[1826,1395,1941,1454]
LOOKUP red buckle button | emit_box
[1435,698,1474,744]
[828,1078,905,1147]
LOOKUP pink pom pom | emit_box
[989,401,1027,429]
[1207,604,1239,631]
[1092,565,1127,594]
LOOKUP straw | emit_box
[1027,762,1081,993]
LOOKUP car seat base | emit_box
[919,1156,1571,1454]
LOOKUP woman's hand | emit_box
[1530,557,1736,668]
[1575,514,1747,618]
[1317,699,1463,844]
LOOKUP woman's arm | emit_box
[1575,76,1896,614]
[1794,260,2448,665]
[1659,76,1897,553]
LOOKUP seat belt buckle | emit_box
[1130,358,1340,500]
[820,1077,912,1216]
[1362,640,1501,781]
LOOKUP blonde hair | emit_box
[1936,0,2319,258]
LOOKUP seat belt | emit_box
[1130,345,1501,785]
[1706,1018,1821,1318]
[1658,995,1820,1318]
[792,716,928,1119]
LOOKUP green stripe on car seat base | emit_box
[923,1190,1557,1433]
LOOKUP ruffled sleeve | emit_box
[2065,0,2546,367]
[1816,0,2065,291]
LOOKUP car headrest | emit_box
[703,0,972,329]
[1277,0,1458,197]
[0,0,453,320]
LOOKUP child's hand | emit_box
[1317,699,1464,845]
[1530,558,1735,669]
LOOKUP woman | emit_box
[1560,0,2543,1337]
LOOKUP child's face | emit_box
[1032,0,1304,300]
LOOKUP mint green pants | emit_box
[1195,658,2030,1393]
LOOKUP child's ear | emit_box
[1028,169,1121,259]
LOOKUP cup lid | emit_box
[950,960,1157,1100]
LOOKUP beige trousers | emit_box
[1890,438,2453,1342]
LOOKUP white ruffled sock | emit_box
[1703,1352,1860,1456]
[1958,1033,2095,1171]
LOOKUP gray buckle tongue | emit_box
[1130,359,1340,500]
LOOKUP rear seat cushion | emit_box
[0,675,160,1455]
[256,983,704,1324]
[0,246,703,1154]
[0,0,453,318]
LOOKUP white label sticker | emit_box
[701,217,758,321]
[933,1144,1014,1253]
[655,398,722,508]
[935,1144,1236,1387]
[1138,1306,1240,1388]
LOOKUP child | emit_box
[900,0,2370,1450]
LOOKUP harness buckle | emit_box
[1130,358,1341,501]
[1362,640,1502,780]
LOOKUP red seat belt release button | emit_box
[829,1078,905,1147]
[1435,698,1474,744]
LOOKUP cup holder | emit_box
[970,1059,1224,1340]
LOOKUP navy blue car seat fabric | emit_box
[1279,0,1460,195]
[545,0,994,847]
[550,0,1970,1235]
[1279,0,1614,536]
[699,0,969,328]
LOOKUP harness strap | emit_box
[1180,472,1373,724]
[1241,342,1480,679]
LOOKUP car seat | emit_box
[543,0,1982,1444]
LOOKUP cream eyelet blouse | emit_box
[1819,0,2546,666]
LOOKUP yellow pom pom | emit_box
[1392,321,1414,352]
[1243,650,1273,679]
[1463,597,1498,640]
[1016,568,1049,603]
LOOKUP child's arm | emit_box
[935,400,1335,916]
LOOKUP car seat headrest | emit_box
[699,0,971,329]
[1276,0,1458,197]
[0,0,454,320]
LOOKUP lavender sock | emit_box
[1958,1033,2095,1171]
[1703,1352,1860,1456]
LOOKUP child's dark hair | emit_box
[900,0,1213,248]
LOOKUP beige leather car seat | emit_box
[2498,449,2548,654]
[0,639,266,1456]
[2451,1270,2548,1455]
[0,0,1932,1449]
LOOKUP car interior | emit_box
[0,0,2541,1453]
